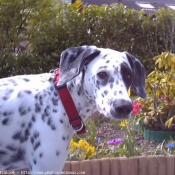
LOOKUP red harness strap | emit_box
[54,69,86,135]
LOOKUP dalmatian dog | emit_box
[0,46,146,173]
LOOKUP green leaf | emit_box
[165,116,175,128]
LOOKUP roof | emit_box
[81,0,175,12]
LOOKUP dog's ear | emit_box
[125,52,147,98]
[58,46,100,87]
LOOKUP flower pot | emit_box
[144,128,175,143]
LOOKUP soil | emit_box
[94,117,160,153]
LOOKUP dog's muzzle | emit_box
[110,99,133,119]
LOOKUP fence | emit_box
[2,156,175,175]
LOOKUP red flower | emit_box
[161,96,174,104]
[161,96,167,101]
[132,101,142,115]
[132,108,140,115]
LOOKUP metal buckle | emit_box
[49,69,55,73]
[49,69,57,80]
[50,68,60,76]
[72,121,84,132]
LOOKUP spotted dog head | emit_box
[58,45,100,87]
[58,46,146,119]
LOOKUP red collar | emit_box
[54,69,86,135]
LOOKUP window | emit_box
[136,2,155,9]
[166,4,175,10]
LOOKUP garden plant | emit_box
[67,117,175,161]
[134,52,175,131]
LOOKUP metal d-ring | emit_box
[72,121,84,132]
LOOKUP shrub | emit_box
[0,0,62,77]
[1,0,175,77]
[133,52,175,131]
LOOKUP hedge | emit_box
[0,0,175,77]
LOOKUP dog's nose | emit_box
[114,99,133,116]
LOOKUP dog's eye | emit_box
[97,71,107,79]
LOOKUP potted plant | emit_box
[133,52,175,142]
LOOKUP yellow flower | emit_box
[119,119,129,128]
[69,139,96,160]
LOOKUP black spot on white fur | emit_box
[110,83,113,89]
[33,158,36,164]
[109,78,114,83]
[114,67,119,75]
[2,89,14,101]
[2,96,8,100]
[62,136,66,141]
[28,122,32,129]
[104,90,108,95]
[4,111,13,116]
[0,150,7,157]
[19,105,28,116]
[35,103,41,113]
[99,66,107,69]
[22,78,30,82]
[12,128,30,143]
[2,118,9,125]
[31,137,34,144]
[56,151,60,156]
[8,79,18,86]
[12,131,22,140]
[77,87,82,96]
[6,145,17,152]
[102,54,107,59]
[11,148,25,162]
[1,148,25,167]
[86,109,90,113]
[52,97,58,106]
[33,131,39,138]
[33,141,40,151]
[39,153,43,158]
[31,115,36,122]
[25,90,32,94]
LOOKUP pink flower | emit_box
[161,96,167,101]
[132,101,142,108]
[161,96,174,104]
[132,101,142,115]
[132,108,140,115]
[107,138,122,145]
